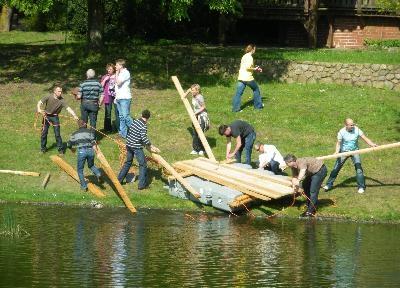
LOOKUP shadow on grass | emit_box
[240,96,268,111]
[332,176,400,189]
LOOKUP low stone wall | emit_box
[189,57,400,91]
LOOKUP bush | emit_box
[364,39,400,48]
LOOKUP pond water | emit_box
[0,204,399,287]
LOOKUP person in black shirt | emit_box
[218,120,256,165]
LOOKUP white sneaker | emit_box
[198,151,204,156]
[190,150,198,155]
[323,185,330,191]
[357,188,365,194]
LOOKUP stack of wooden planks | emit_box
[173,157,295,201]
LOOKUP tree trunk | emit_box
[304,0,319,48]
[87,0,104,50]
[0,5,13,32]
[218,14,227,46]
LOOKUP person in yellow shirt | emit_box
[232,44,264,112]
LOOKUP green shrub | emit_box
[364,39,400,48]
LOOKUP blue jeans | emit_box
[116,99,133,138]
[77,147,101,189]
[41,115,63,152]
[81,101,99,130]
[232,80,263,112]
[325,154,365,189]
[302,165,327,213]
[235,131,256,165]
[117,147,147,189]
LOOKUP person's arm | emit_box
[228,136,242,159]
[37,100,44,114]
[146,144,161,153]
[116,70,129,86]
[291,168,306,187]
[100,75,109,87]
[183,88,191,98]
[195,102,206,116]
[66,107,79,120]
[225,136,232,159]
[258,157,268,169]
[99,93,104,106]
[360,134,377,147]
[334,140,341,154]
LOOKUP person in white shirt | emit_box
[115,59,133,138]
[254,142,285,175]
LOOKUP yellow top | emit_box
[238,52,254,81]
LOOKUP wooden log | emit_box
[50,155,105,198]
[229,195,256,209]
[94,146,136,214]
[152,153,200,198]
[0,170,40,177]
[41,172,51,189]
[171,76,217,162]
[316,142,400,161]
[173,162,272,201]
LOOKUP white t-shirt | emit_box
[115,68,131,99]
[238,52,254,82]
[258,144,284,168]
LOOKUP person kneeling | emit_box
[254,142,285,175]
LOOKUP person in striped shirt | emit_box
[77,69,104,130]
[117,109,160,190]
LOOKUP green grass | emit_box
[0,32,399,221]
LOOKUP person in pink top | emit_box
[100,63,119,132]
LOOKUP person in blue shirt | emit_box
[323,118,377,194]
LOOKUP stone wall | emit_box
[190,57,400,91]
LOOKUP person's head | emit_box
[190,84,201,96]
[86,69,95,79]
[245,44,256,54]
[344,118,355,132]
[284,154,297,168]
[142,109,151,121]
[115,59,126,71]
[77,119,87,129]
[254,142,264,153]
[106,63,115,75]
[53,84,63,98]
[218,125,231,136]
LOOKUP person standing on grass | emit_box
[117,110,160,190]
[323,118,378,194]
[284,154,327,217]
[67,120,103,191]
[77,69,104,131]
[232,44,264,113]
[101,63,119,132]
[115,59,133,138]
[183,84,210,156]
[37,84,79,155]
[254,142,285,175]
[218,120,256,165]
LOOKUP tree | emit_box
[376,0,400,13]
[0,5,13,31]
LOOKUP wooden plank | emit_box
[229,195,257,209]
[152,153,200,198]
[50,155,105,198]
[183,159,293,198]
[171,76,217,162]
[316,142,400,160]
[94,146,136,213]
[197,157,292,186]
[167,171,193,181]
[174,162,272,201]
[0,170,40,177]
[41,172,50,189]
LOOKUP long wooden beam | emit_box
[317,142,400,160]
[152,153,200,198]
[171,76,217,162]
[229,195,256,209]
[50,155,105,198]
[94,146,136,214]
[0,170,40,177]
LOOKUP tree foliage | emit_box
[0,0,55,15]
[376,0,400,13]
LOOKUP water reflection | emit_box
[0,204,399,287]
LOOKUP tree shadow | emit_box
[240,96,268,111]
[186,126,217,148]
[331,176,400,190]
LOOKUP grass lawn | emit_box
[0,32,399,221]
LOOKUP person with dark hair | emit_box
[254,142,285,174]
[284,154,327,217]
[101,63,119,132]
[77,69,104,130]
[232,44,264,112]
[37,85,79,155]
[67,120,102,191]
[218,120,256,165]
[117,110,160,190]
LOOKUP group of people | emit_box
[36,45,378,217]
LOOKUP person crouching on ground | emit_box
[67,120,102,191]
[218,120,256,166]
[284,154,327,217]
[117,109,160,190]
[37,84,79,155]
[254,142,285,174]
[183,84,210,156]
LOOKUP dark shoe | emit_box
[40,150,46,154]
[138,186,148,190]
[97,175,104,184]
[81,187,88,192]
[58,152,65,157]
[300,211,315,218]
